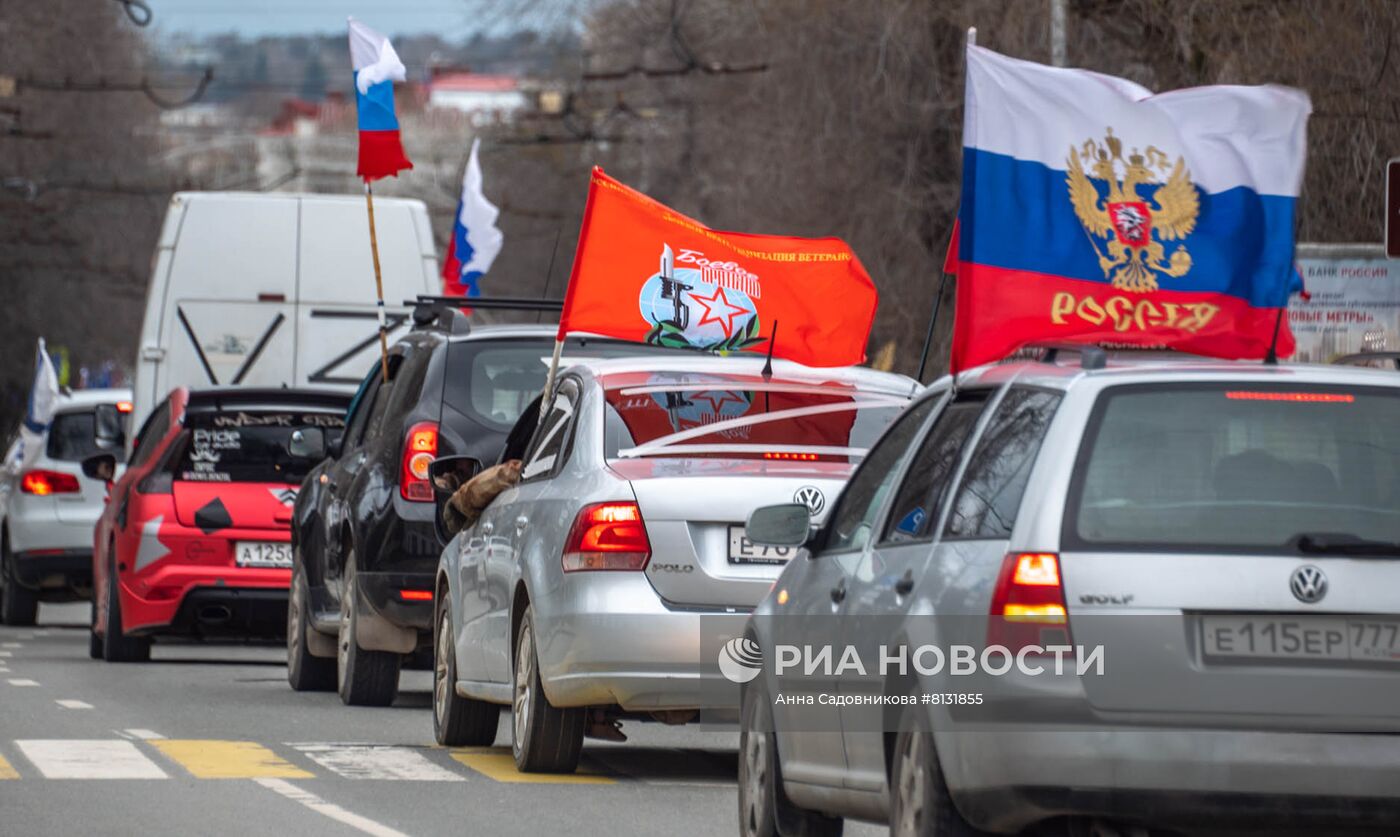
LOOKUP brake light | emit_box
[399,589,433,602]
[1225,391,1354,403]
[987,553,1071,651]
[20,470,80,495]
[399,421,438,502]
[762,452,820,462]
[116,400,133,413]
[562,502,651,572]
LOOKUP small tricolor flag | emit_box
[442,138,504,303]
[348,18,413,182]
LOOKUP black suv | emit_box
[287,307,679,705]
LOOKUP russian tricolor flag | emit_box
[950,45,1311,371]
[348,18,413,182]
[442,138,504,304]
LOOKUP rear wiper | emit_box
[1291,532,1400,557]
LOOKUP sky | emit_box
[148,0,496,37]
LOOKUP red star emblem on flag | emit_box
[689,286,750,338]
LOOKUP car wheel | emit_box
[0,534,39,627]
[433,593,500,746]
[88,602,103,659]
[890,707,984,837]
[739,679,843,837]
[287,561,335,692]
[337,557,400,706]
[511,606,583,773]
[102,556,151,663]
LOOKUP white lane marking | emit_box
[56,700,93,710]
[289,743,465,782]
[17,740,168,779]
[8,679,38,687]
[254,778,411,837]
[0,651,14,658]
[122,729,165,740]
[2,642,22,647]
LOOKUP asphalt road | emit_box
[0,603,883,837]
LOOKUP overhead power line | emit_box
[111,0,153,27]
[7,68,214,110]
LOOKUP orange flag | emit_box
[557,168,878,367]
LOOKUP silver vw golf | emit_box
[740,351,1400,836]
[430,356,917,772]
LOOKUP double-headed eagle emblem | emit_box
[1066,128,1200,293]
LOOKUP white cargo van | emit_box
[132,191,438,430]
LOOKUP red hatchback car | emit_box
[85,388,349,662]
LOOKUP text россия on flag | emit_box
[558,168,878,368]
[950,44,1311,371]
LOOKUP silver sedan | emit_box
[430,356,916,772]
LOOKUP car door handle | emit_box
[894,569,915,596]
[830,579,846,604]
[515,516,529,533]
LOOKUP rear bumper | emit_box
[534,573,749,715]
[358,570,435,633]
[11,548,91,595]
[120,565,290,635]
[940,727,1400,832]
[7,511,99,555]
[166,587,289,639]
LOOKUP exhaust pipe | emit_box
[197,604,232,625]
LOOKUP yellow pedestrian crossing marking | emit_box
[152,740,313,779]
[449,747,614,784]
[0,754,18,779]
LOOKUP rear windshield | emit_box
[1066,383,1400,552]
[47,411,101,462]
[174,410,345,484]
[604,378,904,462]
[443,338,690,432]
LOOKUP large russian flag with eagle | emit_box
[948,44,1311,371]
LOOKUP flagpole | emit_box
[539,337,564,424]
[365,181,391,384]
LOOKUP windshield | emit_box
[174,410,345,484]
[1066,383,1400,553]
[603,375,904,462]
[46,410,102,462]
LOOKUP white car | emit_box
[0,388,131,625]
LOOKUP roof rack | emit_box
[1332,351,1400,370]
[1037,344,1107,371]
[406,296,566,338]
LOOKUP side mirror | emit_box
[287,427,327,460]
[428,455,484,543]
[326,435,345,461]
[82,453,118,483]
[746,503,812,548]
[93,404,127,451]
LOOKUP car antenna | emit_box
[761,319,778,381]
[535,226,564,325]
[1263,307,1285,365]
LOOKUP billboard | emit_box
[1290,243,1400,363]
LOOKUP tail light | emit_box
[987,552,1071,651]
[116,401,133,413]
[399,589,433,602]
[21,470,80,495]
[399,421,439,502]
[562,502,651,572]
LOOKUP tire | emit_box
[0,535,39,627]
[287,561,335,692]
[102,557,151,663]
[889,707,985,837]
[739,679,843,837]
[511,606,583,773]
[337,558,400,706]
[433,593,500,746]
[88,602,103,659]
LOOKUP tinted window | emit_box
[130,401,171,467]
[521,380,579,481]
[342,364,381,446]
[823,397,937,554]
[174,411,345,484]
[603,375,903,461]
[1067,383,1400,551]
[880,392,989,544]
[47,411,100,462]
[944,389,1061,539]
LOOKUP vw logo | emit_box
[794,486,825,516]
[1290,565,1328,604]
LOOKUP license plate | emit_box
[728,525,795,565]
[1201,615,1400,664]
[235,541,292,569]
